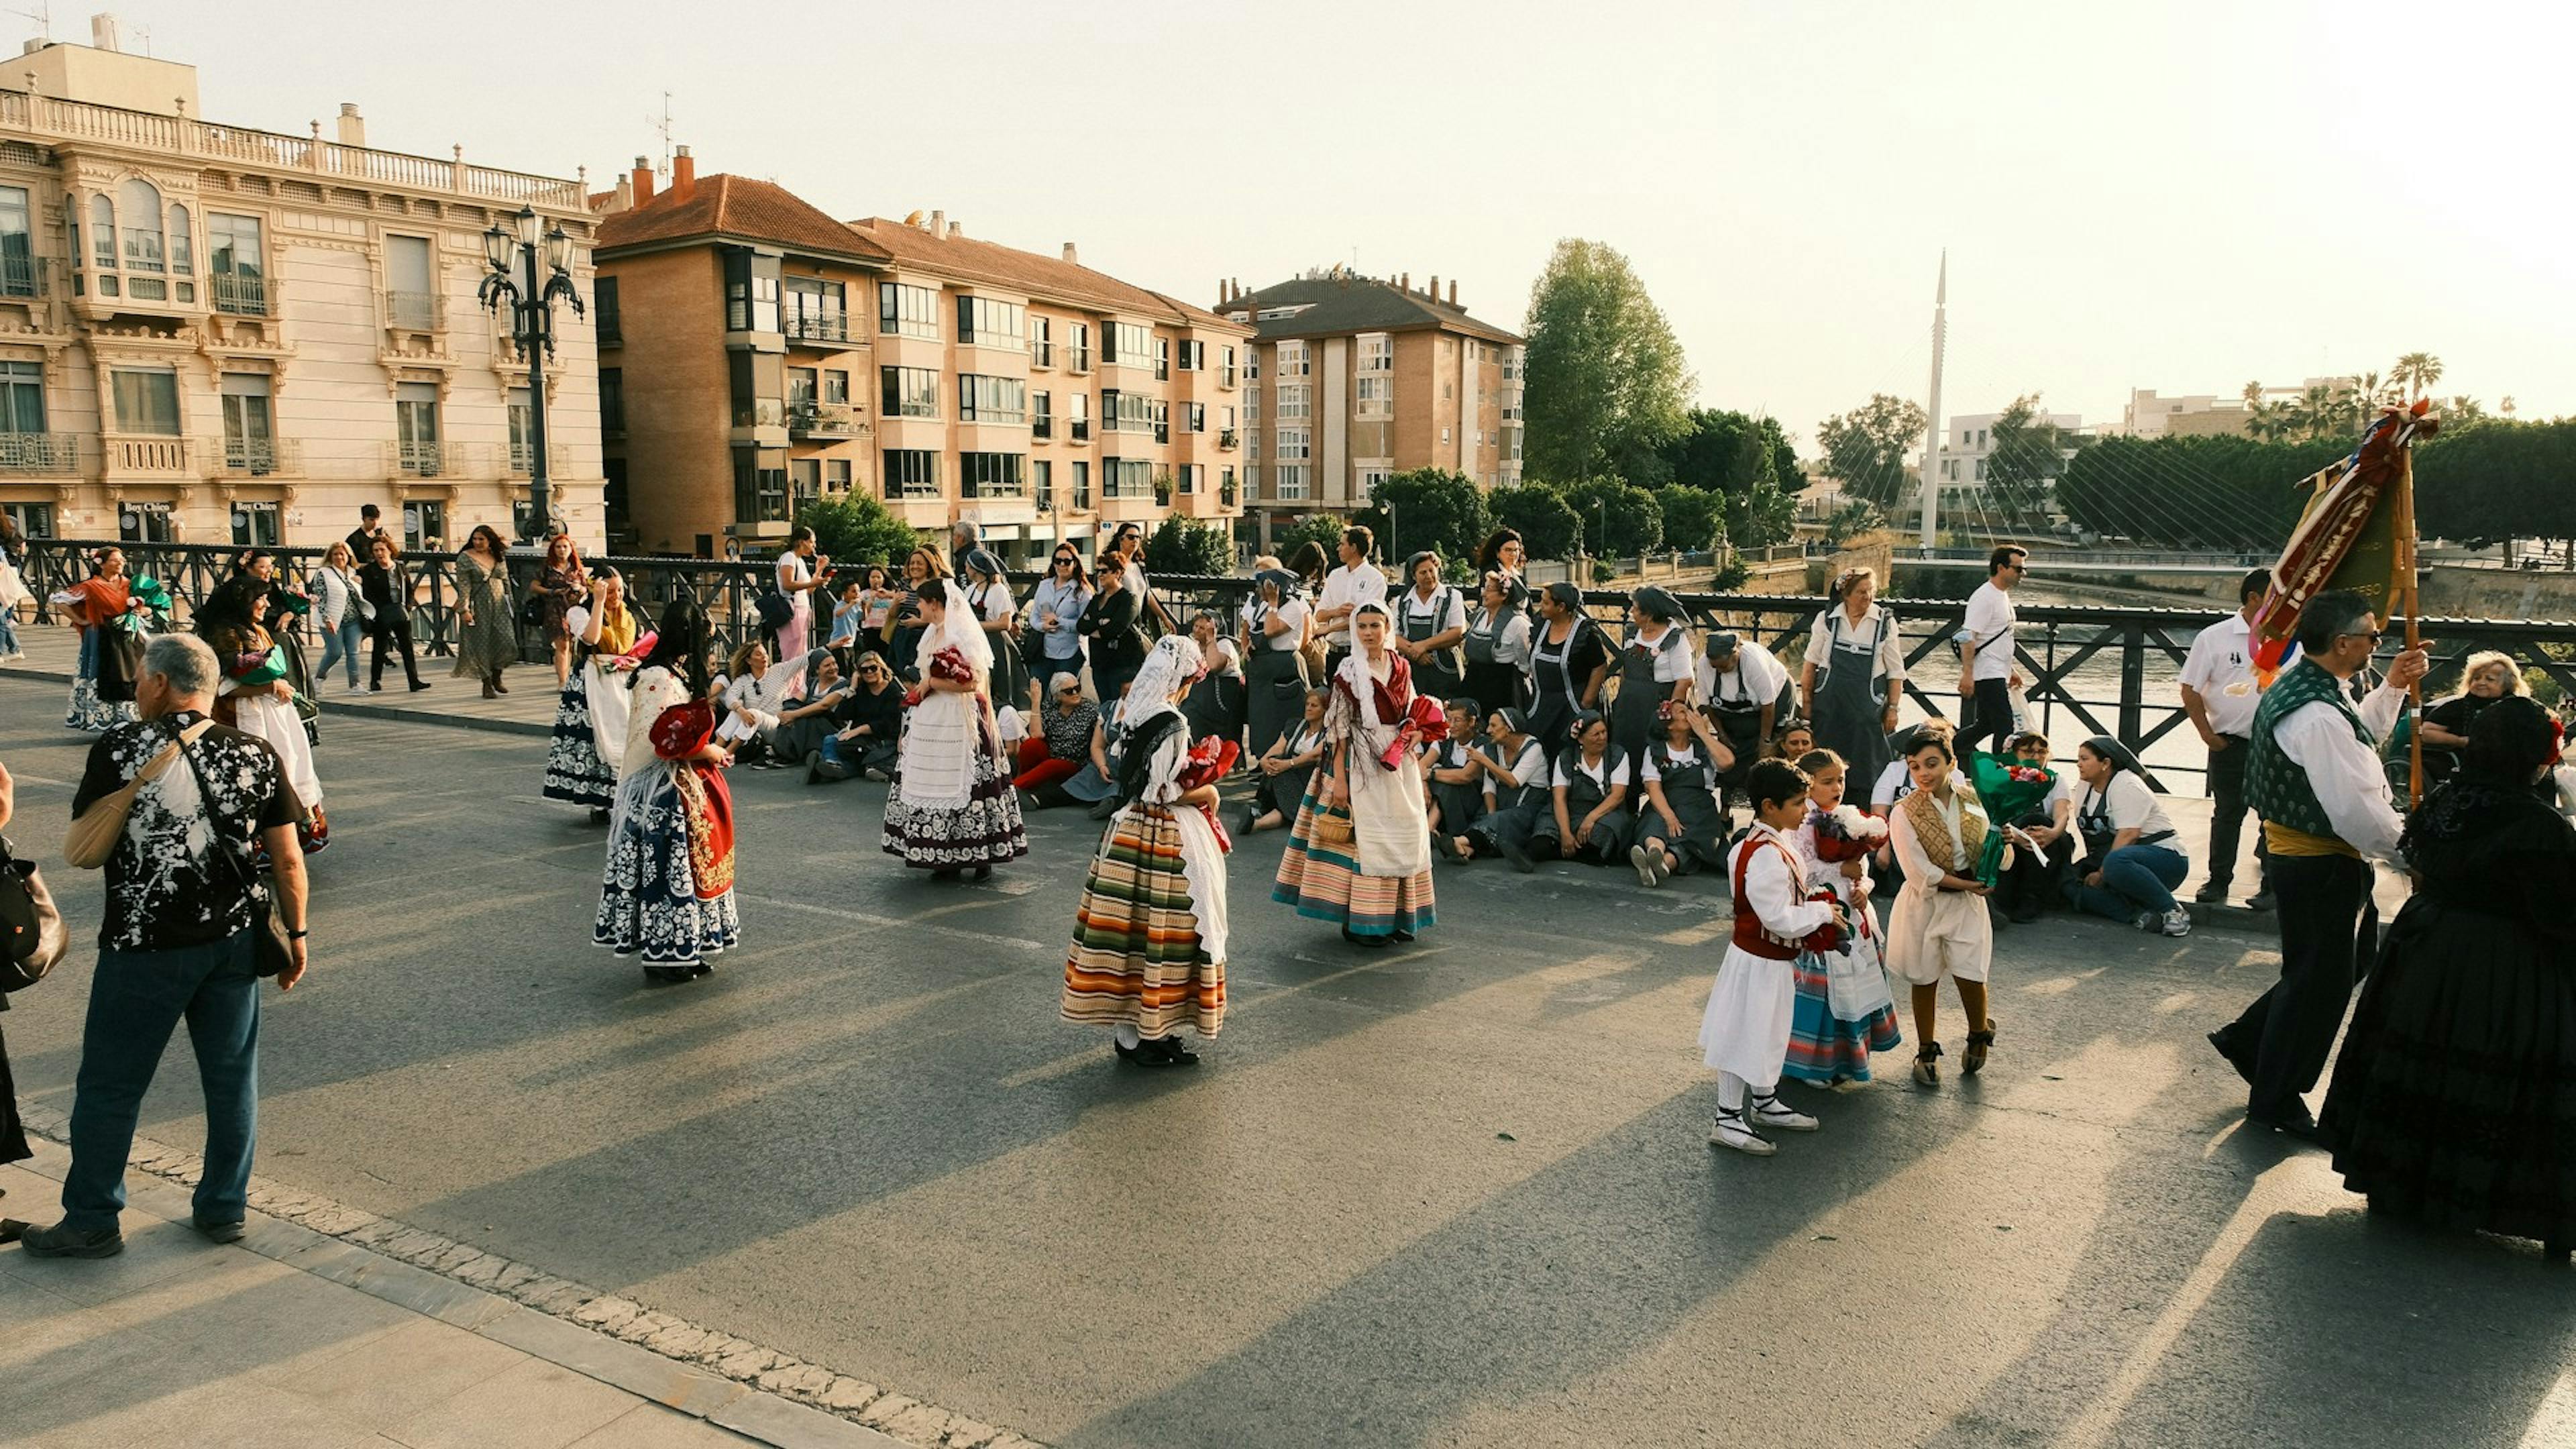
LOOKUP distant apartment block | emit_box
[0,30,605,550]
[592,156,1249,561]
[1214,269,1524,548]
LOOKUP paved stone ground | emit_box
[2,678,2570,1448]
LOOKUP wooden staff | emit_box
[2392,440,2424,808]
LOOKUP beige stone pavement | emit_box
[0,1139,888,1449]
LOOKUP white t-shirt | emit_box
[1640,743,1707,782]
[1962,581,2017,682]
[972,580,1016,626]
[1473,606,1534,667]
[777,553,814,622]
[1804,604,1907,684]
[2080,770,2175,841]
[2177,612,2262,739]
[1317,562,1389,647]
[1244,595,1311,653]
[1553,754,1632,791]
[1633,623,1695,684]
[1696,643,1788,712]
[1486,739,1550,802]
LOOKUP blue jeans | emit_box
[0,600,18,655]
[2063,843,2188,921]
[62,929,261,1231]
[316,616,364,686]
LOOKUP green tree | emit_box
[1815,394,1927,508]
[1661,408,1777,495]
[1558,477,1663,555]
[1487,484,1584,561]
[795,494,922,568]
[1759,415,1801,494]
[1982,392,2090,527]
[2391,351,2445,401]
[2055,435,2349,549]
[1271,513,1347,564]
[1354,468,1493,568]
[1521,238,1694,484]
[2417,419,2576,564]
[1655,485,1728,553]
[1144,517,1235,576]
[1725,478,1799,550]
[1823,499,1888,547]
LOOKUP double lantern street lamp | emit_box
[479,205,584,543]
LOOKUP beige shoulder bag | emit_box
[63,720,213,869]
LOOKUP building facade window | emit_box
[1276,427,1310,461]
[724,250,782,333]
[957,294,1026,350]
[2,500,54,537]
[1277,384,1311,421]
[0,186,31,298]
[787,367,818,411]
[826,458,853,493]
[1069,391,1090,442]
[1105,321,1154,368]
[594,275,621,343]
[1033,458,1053,507]
[1276,339,1309,376]
[1356,374,1392,420]
[734,447,788,523]
[1359,466,1393,494]
[881,366,940,419]
[1358,333,1392,372]
[1101,389,1163,435]
[111,367,182,435]
[0,359,48,438]
[400,500,445,552]
[790,458,822,505]
[1176,340,1206,372]
[961,451,1027,498]
[219,374,276,473]
[883,447,940,500]
[1275,465,1308,500]
[1071,460,1091,509]
[1104,458,1155,498]
[1031,316,1054,368]
[1183,402,1205,433]
[1154,337,1169,380]
[118,501,174,543]
[392,380,440,474]
[1067,322,1092,372]
[959,373,1029,425]
[205,212,264,314]
[1032,390,1053,439]
[782,276,846,340]
[1219,345,1236,388]
[878,281,940,339]
[1176,463,1198,495]
[1218,466,1236,504]
[823,369,849,405]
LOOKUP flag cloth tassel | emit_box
[2247,400,2435,680]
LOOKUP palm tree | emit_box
[2355,370,2390,409]
[2392,352,2445,401]
[2448,395,2487,423]
[2297,384,2336,441]
[2501,395,2518,419]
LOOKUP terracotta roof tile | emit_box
[1218,274,1523,346]
[596,175,892,264]
[847,218,1247,333]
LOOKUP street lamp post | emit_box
[480,205,584,543]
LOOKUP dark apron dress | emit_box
[971,582,1027,705]
[1426,739,1486,836]
[1609,625,1686,777]
[1399,588,1466,704]
[1526,621,1591,760]
[1244,604,1309,758]
[1180,653,1245,751]
[1639,741,1729,873]
[1533,755,1633,865]
[1812,607,1894,799]
[1254,720,1323,817]
[1467,742,1552,857]
[1462,606,1527,720]
[1705,662,1781,799]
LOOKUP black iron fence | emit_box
[19,539,2573,796]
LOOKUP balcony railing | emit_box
[885,479,943,501]
[505,441,578,477]
[783,313,856,347]
[212,272,272,317]
[384,290,442,331]
[731,398,788,431]
[104,435,191,474]
[1066,348,1093,374]
[1032,417,1053,441]
[1218,429,1238,450]
[384,439,496,478]
[1220,480,1238,508]
[788,402,863,439]
[0,252,46,299]
[1032,341,1054,369]
[1070,419,1091,443]
[963,477,1029,500]
[205,435,303,477]
[0,431,75,472]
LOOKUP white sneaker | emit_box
[2161,906,2192,938]
[1629,843,1662,888]
[1708,1109,1776,1156]
[1749,1092,1819,1132]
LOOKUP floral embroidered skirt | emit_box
[594,767,740,965]
[66,629,135,734]
[543,670,616,808]
[881,743,1030,870]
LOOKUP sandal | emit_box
[1913,1042,1943,1088]
[1963,1021,1996,1076]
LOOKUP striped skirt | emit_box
[1063,803,1226,1038]
[1782,951,1903,1085]
[1271,778,1436,940]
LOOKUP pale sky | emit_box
[95,0,2574,447]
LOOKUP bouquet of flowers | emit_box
[1964,750,2053,885]
[1379,696,1450,771]
[1809,802,1887,865]
[1179,735,1242,851]
[1800,885,1849,956]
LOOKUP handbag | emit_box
[96,621,148,702]
[63,720,213,868]
[174,737,293,979]
[0,833,68,991]
[755,586,794,632]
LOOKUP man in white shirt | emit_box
[1955,545,2027,758]
[1311,525,1388,674]
[2210,588,2427,1139]
[2179,568,2279,910]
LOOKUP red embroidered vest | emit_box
[1729,834,1805,961]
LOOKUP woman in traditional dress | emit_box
[542,568,639,822]
[1531,710,1635,867]
[1608,586,1695,776]
[195,570,328,854]
[451,524,519,698]
[1273,600,1440,948]
[1885,731,1998,1088]
[1246,686,1329,834]
[882,578,1029,877]
[962,549,1026,712]
[1523,582,1611,763]
[2321,697,2576,1261]
[1800,566,1906,802]
[1393,550,1468,705]
[1631,700,1736,887]
[595,599,739,983]
[531,533,583,688]
[1240,567,1311,759]
[52,546,145,733]
[1179,609,1246,757]
[1062,634,1232,1068]
[1462,572,1533,719]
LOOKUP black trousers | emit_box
[2001,809,2076,913]
[2202,737,2269,893]
[1958,676,2015,757]
[2223,851,2376,1120]
[368,616,421,687]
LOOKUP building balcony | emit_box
[1069,420,1091,444]
[788,402,866,440]
[1097,488,1160,523]
[0,254,61,301]
[212,272,273,317]
[203,435,303,478]
[504,442,580,478]
[103,434,193,476]
[730,398,789,446]
[1032,417,1054,441]
[1065,348,1093,374]
[0,431,77,474]
[784,314,862,352]
[383,290,443,332]
[1031,341,1054,370]
[1217,429,1238,451]
[383,439,496,479]
[1179,482,1236,519]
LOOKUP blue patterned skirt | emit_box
[593,767,741,965]
[543,670,617,808]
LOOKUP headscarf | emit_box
[2080,734,2144,778]
[2463,696,2562,780]
[1125,635,1204,729]
[1705,631,1740,661]
[1256,568,1302,600]
[965,548,1008,584]
[1632,585,1683,625]
[1491,705,1529,739]
[919,578,993,680]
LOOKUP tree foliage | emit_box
[1521,239,1694,484]
[795,494,923,568]
[1815,394,1927,508]
[1823,500,1888,547]
[1270,513,1348,564]
[1662,408,1776,495]
[1356,468,1493,570]
[1144,517,1235,576]
[2055,435,2350,549]
[1655,486,1727,553]
[1558,477,1664,556]
[1982,392,2090,527]
[1726,479,1799,551]
[2415,419,2576,553]
[1487,484,1585,563]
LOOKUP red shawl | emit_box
[651,698,735,900]
[65,576,129,629]
[1330,649,1417,724]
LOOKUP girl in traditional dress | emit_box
[882,578,1030,877]
[1884,731,1998,1087]
[1631,701,1736,887]
[1062,635,1232,1069]
[195,570,328,854]
[1783,749,1902,1087]
[52,546,144,733]
[1273,600,1441,948]
[1449,706,1552,869]
[1701,758,1844,1155]
[543,568,639,822]
[595,600,739,983]
[1180,609,1247,757]
[451,524,518,698]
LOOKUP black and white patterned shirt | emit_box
[72,710,297,952]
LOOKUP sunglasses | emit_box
[2338,629,2385,643]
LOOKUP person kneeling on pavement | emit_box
[1997,730,2076,922]
[807,651,903,784]
[2063,735,2192,936]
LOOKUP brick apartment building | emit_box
[1215,269,1523,550]
[592,154,1250,562]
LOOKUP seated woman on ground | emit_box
[1015,672,1099,795]
[807,651,903,783]
[1444,708,1550,867]
[1632,700,1736,888]
[1248,688,1331,834]
[1425,695,1489,842]
[2061,735,2193,938]
[1029,682,1132,814]
[1529,710,1635,867]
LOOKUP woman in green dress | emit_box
[452,525,519,698]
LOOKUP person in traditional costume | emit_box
[1523,582,1611,765]
[1273,600,1441,947]
[1782,749,1902,1086]
[1608,586,1695,777]
[1885,730,1998,1087]
[52,546,148,733]
[1529,710,1635,867]
[1461,571,1533,719]
[595,599,739,983]
[1393,550,1468,704]
[1246,686,1329,835]
[1061,635,1233,1069]
[451,524,519,698]
[963,549,1027,711]
[1448,706,1550,869]
[1799,566,1904,803]
[1424,694,1490,845]
[881,578,1029,878]
[1241,568,1312,759]
[1631,699,1737,887]
[194,570,327,854]
[542,567,639,822]
[2319,698,2575,1261]
[1701,758,1844,1155]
